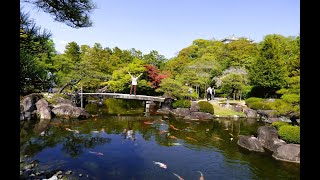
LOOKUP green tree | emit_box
[64,41,81,63]
[249,34,288,97]
[22,0,96,28]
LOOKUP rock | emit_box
[272,144,300,163]
[35,99,52,120]
[243,108,257,118]
[190,101,200,112]
[257,126,286,152]
[161,98,174,109]
[237,135,265,152]
[185,112,214,120]
[172,108,190,117]
[51,105,90,119]
[21,93,43,112]
[156,108,173,115]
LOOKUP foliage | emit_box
[24,0,96,28]
[198,101,214,114]
[247,101,272,110]
[245,97,263,105]
[241,85,253,99]
[269,99,300,117]
[278,125,300,144]
[44,93,70,104]
[172,100,191,108]
[144,64,169,89]
[271,121,290,130]
[20,11,55,94]
[249,34,290,97]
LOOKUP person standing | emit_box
[212,86,215,100]
[128,71,143,95]
[207,86,213,101]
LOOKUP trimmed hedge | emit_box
[172,100,191,108]
[198,101,214,114]
[278,125,300,144]
[271,121,290,130]
[248,101,272,110]
[245,97,263,105]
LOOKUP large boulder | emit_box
[156,108,173,115]
[243,108,257,118]
[257,126,286,152]
[237,135,265,152]
[184,112,214,120]
[257,110,277,119]
[51,105,90,119]
[272,144,300,163]
[190,101,200,112]
[35,99,52,120]
[160,98,174,110]
[20,93,43,113]
[173,108,190,117]
[52,97,76,107]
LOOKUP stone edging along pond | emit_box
[156,99,300,164]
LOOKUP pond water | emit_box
[20,99,300,180]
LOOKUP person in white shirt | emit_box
[128,71,143,95]
[207,86,213,101]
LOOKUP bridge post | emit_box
[80,86,83,108]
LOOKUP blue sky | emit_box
[21,0,300,59]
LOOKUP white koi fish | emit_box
[198,171,204,180]
[173,173,184,180]
[89,151,103,156]
[153,161,167,169]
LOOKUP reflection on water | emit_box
[20,100,300,180]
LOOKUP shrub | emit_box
[198,101,214,114]
[278,125,300,144]
[242,85,253,99]
[269,99,299,117]
[248,101,272,110]
[271,121,290,130]
[172,100,191,108]
[245,97,263,106]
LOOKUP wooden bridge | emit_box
[78,93,166,115]
[78,92,165,102]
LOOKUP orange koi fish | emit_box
[170,125,179,131]
[144,121,154,125]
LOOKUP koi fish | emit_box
[89,151,103,156]
[173,173,184,180]
[65,128,79,133]
[159,130,168,134]
[170,142,182,146]
[186,137,197,141]
[153,161,167,169]
[168,135,177,139]
[144,121,154,125]
[170,125,179,131]
[198,171,204,180]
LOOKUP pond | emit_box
[20,99,300,180]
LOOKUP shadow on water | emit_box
[20,99,300,180]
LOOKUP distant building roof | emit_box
[221,35,254,43]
